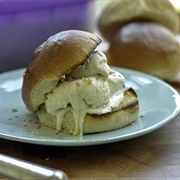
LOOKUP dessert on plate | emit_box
[22,30,139,136]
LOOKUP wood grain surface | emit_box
[0,88,180,180]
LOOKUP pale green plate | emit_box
[0,67,179,146]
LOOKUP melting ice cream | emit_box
[44,51,125,135]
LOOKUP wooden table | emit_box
[0,88,180,180]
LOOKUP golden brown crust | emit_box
[98,0,179,41]
[38,88,139,134]
[107,22,180,81]
[22,30,101,112]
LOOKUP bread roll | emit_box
[22,30,139,135]
[98,0,179,41]
[107,22,180,81]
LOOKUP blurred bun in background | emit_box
[107,22,180,81]
[98,0,179,41]
[97,0,180,86]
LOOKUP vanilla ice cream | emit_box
[44,51,125,135]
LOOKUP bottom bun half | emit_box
[38,88,139,135]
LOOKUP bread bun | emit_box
[22,30,101,112]
[98,0,179,41]
[107,22,180,81]
[38,88,139,134]
[22,30,139,135]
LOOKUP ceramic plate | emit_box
[0,67,179,146]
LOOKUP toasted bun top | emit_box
[107,22,180,80]
[22,30,101,112]
[98,0,179,41]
